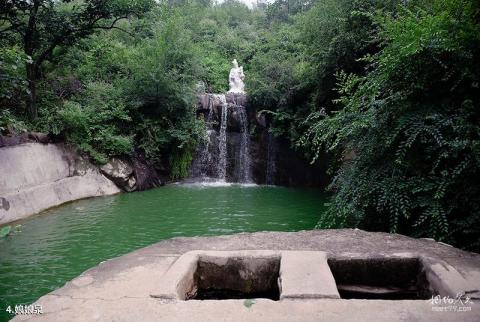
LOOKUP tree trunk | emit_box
[26,62,38,119]
[24,0,40,120]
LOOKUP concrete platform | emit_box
[12,229,480,321]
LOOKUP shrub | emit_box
[58,82,133,163]
[302,0,480,251]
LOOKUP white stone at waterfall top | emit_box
[228,59,245,93]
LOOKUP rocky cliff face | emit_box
[193,93,327,186]
[0,143,120,225]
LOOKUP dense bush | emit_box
[301,0,480,250]
[0,109,27,135]
[0,46,29,106]
[58,82,133,164]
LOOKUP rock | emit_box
[132,153,163,191]
[0,143,120,225]
[27,132,50,144]
[255,112,267,128]
[197,94,226,116]
[0,133,28,147]
[197,94,211,112]
[128,176,137,190]
[226,92,247,106]
[100,158,136,192]
[194,86,327,187]
[0,132,51,147]
[227,108,243,132]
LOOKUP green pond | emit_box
[0,184,329,320]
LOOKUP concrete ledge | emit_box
[154,250,281,300]
[153,250,340,301]
[331,253,473,298]
[12,230,480,321]
[421,257,472,297]
[155,251,199,300]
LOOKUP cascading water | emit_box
[237,106,253,183]
[266,131,277,185]
[189,94,228,182]
[189,129,214,179]
[217,96,228,181]
[189,95,216,179]
[189,59,255,184]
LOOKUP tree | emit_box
[0,0,154,119]
[301,0,480,250]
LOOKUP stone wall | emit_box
[0,143,120,225]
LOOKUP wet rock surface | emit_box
[131,152,164,191]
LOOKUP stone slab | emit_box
[155,251,199,300]
[280,251,340,299]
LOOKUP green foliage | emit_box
[58,82,133,164]
[302,0,480,251]
[122,10,205,174]
[1,0,155,118]
[122,11,200,112]
[247,24,306,142]
[168,116,207,179]
[1,0,155,64]
[199,51,231,93]
[0,109,27,135]
[0,46,29,103]
[0,226,11,238]
[266,0,312,24]
[248,0,399,149]
[23,2,207,172]
[136,113,205,176]
[170,146,194,180]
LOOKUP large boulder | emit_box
[132,152,164,191]
[226,92,247,106]
[0,132,51,147]
[197,93,226,117]
[0,143,120,225]
[100,158,136,192]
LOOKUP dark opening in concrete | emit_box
[187,256,281,300]
[328,257,432,300]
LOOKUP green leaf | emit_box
[0,225,11,238]
[243,299,256,308]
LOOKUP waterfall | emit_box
[189,129,214,179]
[190,94,228,182]
[237,106,253,183]
[266,131,276,185]
[189,95,218,179]
[217,96,228,181]
[189,92,253,184]
[188,59,257,184]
